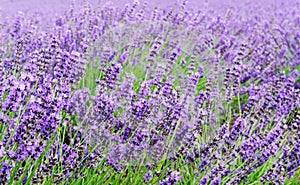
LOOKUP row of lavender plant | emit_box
[0,0,299,184]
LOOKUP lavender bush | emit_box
[0,0,299,184]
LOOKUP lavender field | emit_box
[0,0,299,184]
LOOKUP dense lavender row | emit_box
[0,0,299,184]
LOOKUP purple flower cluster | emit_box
[0,0,299,184]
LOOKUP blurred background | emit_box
[0,0,299,23]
